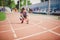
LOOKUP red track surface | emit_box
[0,13,60,40]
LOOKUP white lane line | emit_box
[50,26,60,30]
[0,30,10,33]
[45,26,60,36]
[15,25,60,40]
[0,23,39,33]
[0,23,59,33]
[38,25,60,36]
[15,31,48,40]
[49,30,60,36]
[7,17,17,38]
[0,26,59,33]
[0,23,38,33]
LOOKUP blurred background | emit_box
[0,0,60,21]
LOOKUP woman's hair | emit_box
[21,8,25,13]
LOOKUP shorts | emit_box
[23,14,27,18]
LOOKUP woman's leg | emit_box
[25,18,29,24]
[21,18,24,23]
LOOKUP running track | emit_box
[0,12,60,40]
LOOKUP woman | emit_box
[20,8,29,24]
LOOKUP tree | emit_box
[28,0,32,5]
[16,0,32,9]
[0,0,5,6]
[0,0,16,9]
[10,1,16,8]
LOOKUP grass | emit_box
[0,12,6,21]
